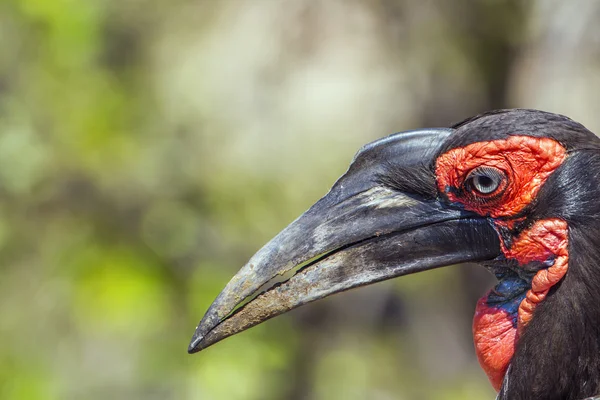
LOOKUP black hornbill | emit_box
[188,109,600,400]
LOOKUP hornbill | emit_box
[188,109,600,400]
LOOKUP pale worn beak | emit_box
[188,129,501,353]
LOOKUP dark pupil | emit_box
[473,174,497,193]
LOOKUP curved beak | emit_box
[188,129,501,353]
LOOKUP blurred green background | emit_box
[1,0,599,399]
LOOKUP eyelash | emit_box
[463,167,507,199]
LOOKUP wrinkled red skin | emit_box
[436,136,566,218]
[472,219,569,391]
[436,136,569,391]
[502,219,569,331]
[473,297,517,391]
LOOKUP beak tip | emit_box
[187,331,204,354]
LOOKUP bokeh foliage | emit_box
[1,1,599,399]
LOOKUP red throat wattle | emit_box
[472,218,568,390]
[435,136,569,391]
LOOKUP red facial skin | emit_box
[472,219,568,391]
[436,136,569,391]
[473,297,517,391]
[503,218,569,331]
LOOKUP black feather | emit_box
[439,109,600,399]
[376,161,438,200]
[498,151,600,400]
[443,108,600,154]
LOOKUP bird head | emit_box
[188,109,600,399]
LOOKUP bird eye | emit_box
[465,167,506,196]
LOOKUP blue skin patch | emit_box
[485,269,532,327]
[483,252,556,327]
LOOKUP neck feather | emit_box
[498,226,600,400]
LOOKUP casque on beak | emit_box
[188,128,501,353]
